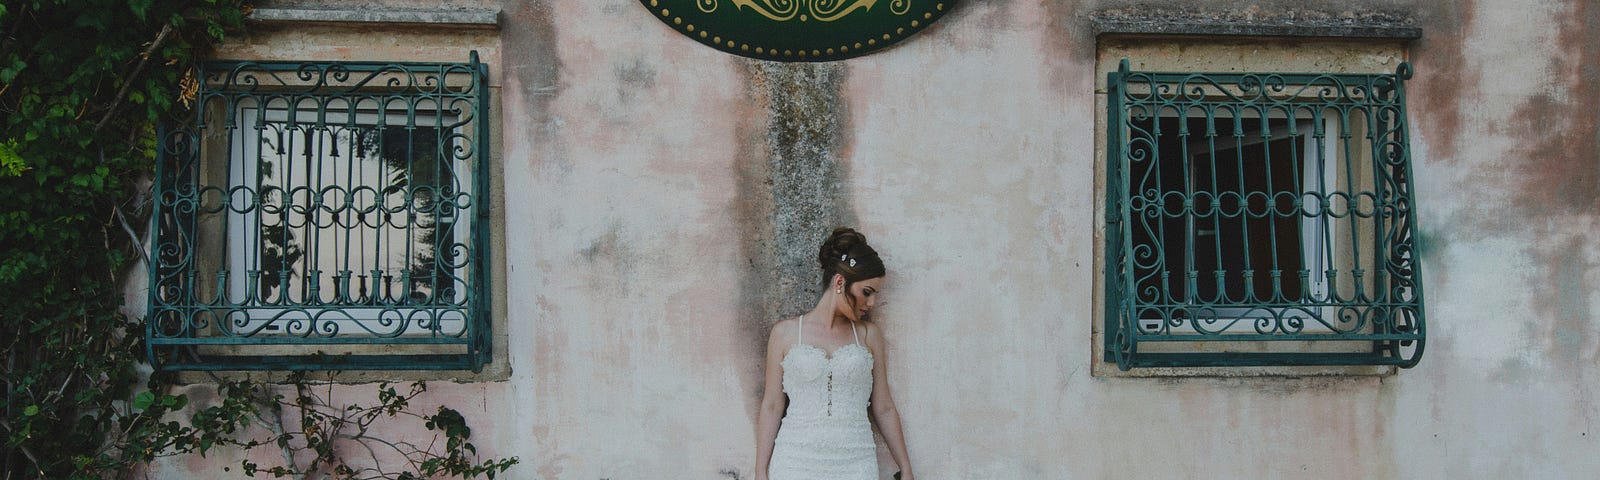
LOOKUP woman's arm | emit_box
[865,323,913,480]
[754,319,792,480]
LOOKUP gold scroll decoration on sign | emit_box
[697,0,912,22]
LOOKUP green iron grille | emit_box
[1104,59,1425,370]
[148,54,492,371]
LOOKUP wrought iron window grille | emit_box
[1103,59,1425,370]
[148,53,493,371]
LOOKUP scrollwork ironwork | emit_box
[1104,61,1425,369]
[148,55,492,371]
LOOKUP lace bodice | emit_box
[768,316,878,480]
[781,342,874,421]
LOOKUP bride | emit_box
[755,228,914,480]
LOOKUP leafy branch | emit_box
[1,2,517,479]
[219,374,517,480]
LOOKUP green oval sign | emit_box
[641,0,953,62]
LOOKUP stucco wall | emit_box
[136,0,1599,478]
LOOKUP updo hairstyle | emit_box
[817,227,886,292]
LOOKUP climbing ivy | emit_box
[2,2,250,476]
[1,2,517,478]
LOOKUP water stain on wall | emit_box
[942,0,1010,52]
[1536,236,1596,369]
[1491,0,1600,383]
[1504,0,1599,214]
[1043,0,1091,88]
[1393,1,1476,163]
[579,224,639,296]
[734,60,857,414]
[503,0,565,175]
[613,57,658,105]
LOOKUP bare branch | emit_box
[115,205,151,267]
[255,389,307,480]
[93,23,173,135]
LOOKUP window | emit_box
[1102,59,1425,370]
[147,55,492,371]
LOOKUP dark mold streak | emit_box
[736,60,856,411]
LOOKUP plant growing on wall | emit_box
[0,2,517,478]
[195,375,517,479]
[2,2,248,476]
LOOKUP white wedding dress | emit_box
[768,316,878,480]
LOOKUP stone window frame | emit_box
[144,6,511,381]
[1089,23,1425,377]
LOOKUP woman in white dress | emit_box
[756,228,914,480]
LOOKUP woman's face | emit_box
[836,276,884,321]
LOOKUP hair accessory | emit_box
[840,254,856,268]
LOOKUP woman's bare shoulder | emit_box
[768,317,798,344]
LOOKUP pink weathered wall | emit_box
[1399,0,1600,476]
[137,0,1599,478]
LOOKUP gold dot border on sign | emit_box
[649,1,946,59]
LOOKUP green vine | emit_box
[0,2,517,478]
[206,375,517,479]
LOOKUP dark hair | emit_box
[817,227,886,291]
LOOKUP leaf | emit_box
[128,0,153,20]
[132,391,156,410]
[0,140,28,176]
[23,405,39,416]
